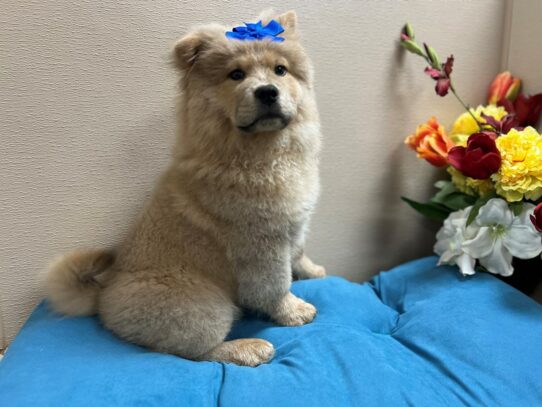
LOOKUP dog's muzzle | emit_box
[238,85,291,133]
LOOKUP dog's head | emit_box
[173,11,315,136]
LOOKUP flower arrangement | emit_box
[400,23,542,277]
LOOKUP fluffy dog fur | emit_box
[46,10,325,367]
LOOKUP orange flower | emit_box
[405,117,454,167]
[488,71,521,105]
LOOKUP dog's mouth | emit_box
[238,112,291,133]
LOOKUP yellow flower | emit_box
[493,127,542,202]
[451,133,469,147]
[451,105,508,144]
[448,167,494,197]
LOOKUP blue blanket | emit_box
[1,257,542,406]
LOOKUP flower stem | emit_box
[416,51,483,131]
[450,83,483,131]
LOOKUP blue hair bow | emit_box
[225,20,285,42]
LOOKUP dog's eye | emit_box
[274,65,288,76]
[228,69,245,81]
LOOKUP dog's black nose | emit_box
[254,85,279,106]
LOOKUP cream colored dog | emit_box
[46,10,325,367]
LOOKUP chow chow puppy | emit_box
[46,10,325,367]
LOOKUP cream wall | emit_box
[0,0,507,346]
[506,0,542,116]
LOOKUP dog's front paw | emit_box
[273,293,317,326]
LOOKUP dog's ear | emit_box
[258,9,298,39]
[276,10,297,33]
[173,25,228,72]
[173,32,204,72]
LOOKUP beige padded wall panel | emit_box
[506,0,542,133]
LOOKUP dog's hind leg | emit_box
[292,252,326,280]
[289,221,326,280]
[99,271,274,366]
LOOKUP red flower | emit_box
[499,93,542,128]
[447,132,502,179]
[531,203,542,233]
[424,56,454,97]
[480,113,517,134]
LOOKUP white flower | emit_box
[434,207,478,276]
[462,198,542,276]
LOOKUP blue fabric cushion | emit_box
[1,256,542,406]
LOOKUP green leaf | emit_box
[433,180,457,196]
[424,44,441,69]
[438,193,477,211]
[401,197,451,222]
[403,22,415,40]
[466,203,480,227]
[434,180,450,190]
[400,40,425,57]
[510,201,523,216]
[431,181,458,204]
[430,181,476,211]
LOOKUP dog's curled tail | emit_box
[46,249,115,316]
